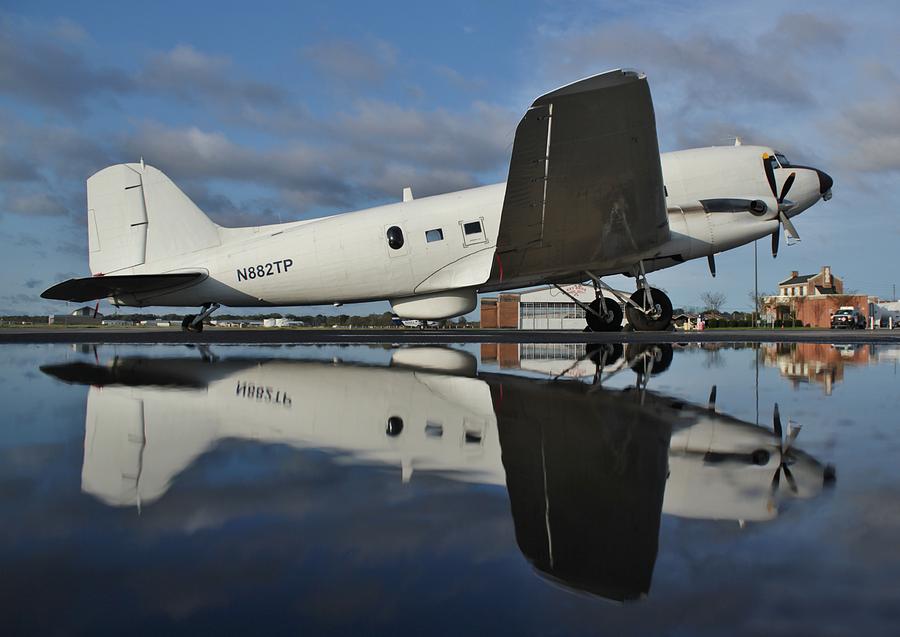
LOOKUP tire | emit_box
[626,343,674,376]
[586,343,624,367]
[181,314,203,333]
[585,298,623,332]
[624,288,673,331]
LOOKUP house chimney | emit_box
[790,270,798,278]
[823,265,831,286]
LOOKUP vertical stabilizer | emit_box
[87,163,221,275]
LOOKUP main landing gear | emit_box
[578,264,674,332]
[181,302,220,333]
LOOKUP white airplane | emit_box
[42,69,833,331]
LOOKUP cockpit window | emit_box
[774,152,791,168]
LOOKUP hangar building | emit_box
[481,284,625,330]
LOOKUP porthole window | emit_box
[386,226,404,250]
[386,416,404,436]
[425,228,444,243]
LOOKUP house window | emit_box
[386,226,404,250]
[425,228,444,243]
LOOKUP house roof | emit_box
[779,273,815,285]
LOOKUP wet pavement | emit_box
[1,341,899,635]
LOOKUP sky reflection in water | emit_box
[1,342,899,636]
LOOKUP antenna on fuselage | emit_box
[733,136,743,146]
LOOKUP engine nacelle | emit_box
[390,288,477,320]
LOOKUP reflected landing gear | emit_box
[181,302,220,333]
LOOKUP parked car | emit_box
[831,307,866,329]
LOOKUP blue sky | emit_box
[1,0,898,316]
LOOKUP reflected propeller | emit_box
[764,156,801,257]
[769,403,802,507]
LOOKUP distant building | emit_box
[48,305,103,325]
[778,266,843,298]
[763,265,877,327]
[481,284,626,330]
[71,306,102,318]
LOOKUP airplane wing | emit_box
[41,272,205,303]
[485,69,669,289]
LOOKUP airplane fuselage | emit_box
[103,144,829,316]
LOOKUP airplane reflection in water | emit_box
[42,345,835,602]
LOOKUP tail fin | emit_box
[87,163,220,275]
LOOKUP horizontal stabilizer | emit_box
[41,272,204,303]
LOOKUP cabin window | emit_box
[386,416,404,436]
[460,218,487,246]
[425,228,444,243]
[386,226,404,250]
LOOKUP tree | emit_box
[700,291,727,313]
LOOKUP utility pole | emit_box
[754,240,759,327]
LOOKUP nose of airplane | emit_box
[816,169,833,197]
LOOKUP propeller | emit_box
[764,155,801,257]
[769,402,803,507]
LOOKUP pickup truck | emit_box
[831,307,866,329]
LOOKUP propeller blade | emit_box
[773,403,783,444]
[778,172,797,204]
[771,227,780,258]
[770,465,782,496]
[708,385,717,411]
[763,154,778,198]
[784,423,802,453]
[779,211,801,242]
[707,254,716,278]
[782,464,799,494]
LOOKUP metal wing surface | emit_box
[485,69,669,290]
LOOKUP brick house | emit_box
[778,266,843,298]
[763,266,876,327]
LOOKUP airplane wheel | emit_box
[181,315,203,333]
[586,343,624,367]
[626,343,674,376]
[625,288,673,331]
[585,298,622,332]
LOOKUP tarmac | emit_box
[1,327,899,345]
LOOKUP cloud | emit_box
[24,278,41,289]
[830,91,900,174]
[122,95,516,221]
[0,151,41,184]
[1,189,69,217]
[303,38,398,83]
[140,45,289,108]
[537,16,842,111]
[0,16,134,115]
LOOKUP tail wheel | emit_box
[586,298,622,332]
[625,287,673,331]
[181,315,203,333]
